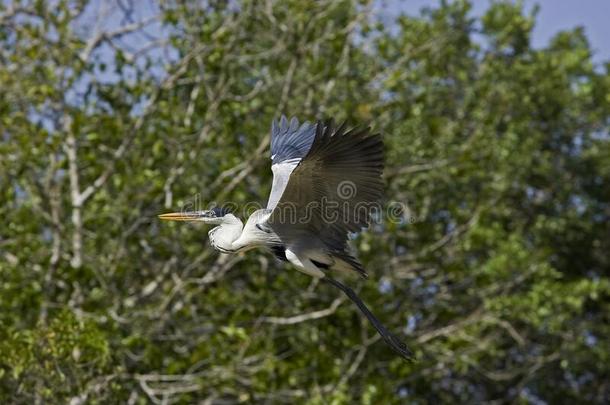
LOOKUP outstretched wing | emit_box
[267,120,383,258]
[266,116,316,210]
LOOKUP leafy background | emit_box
[1,0,609,403]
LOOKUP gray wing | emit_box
[266,116,316,209]
[267,120,384,264]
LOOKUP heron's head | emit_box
[158,207,234,225]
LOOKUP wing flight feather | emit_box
[266,120,384,274]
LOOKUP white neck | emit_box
[208,216,244,253]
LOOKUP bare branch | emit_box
[261,298,344,325]
[63,115,84,269]
[79,15,160,62]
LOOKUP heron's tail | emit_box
[323,276,414,361]
[331,251,368,279]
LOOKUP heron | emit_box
[159,116,412,360]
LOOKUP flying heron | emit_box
[159,116,412,360]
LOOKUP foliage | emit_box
[0,0,608,403]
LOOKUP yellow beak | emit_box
[158,212,203,221]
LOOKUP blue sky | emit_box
[394,0,610,63]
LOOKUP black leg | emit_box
[323,275,414,361]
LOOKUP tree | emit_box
[1,0,608,403]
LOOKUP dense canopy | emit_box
[1,0,609,403]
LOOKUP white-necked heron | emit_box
[160,117,412,360]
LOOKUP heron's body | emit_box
[160,117,413,360]
[207,208,355,278]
